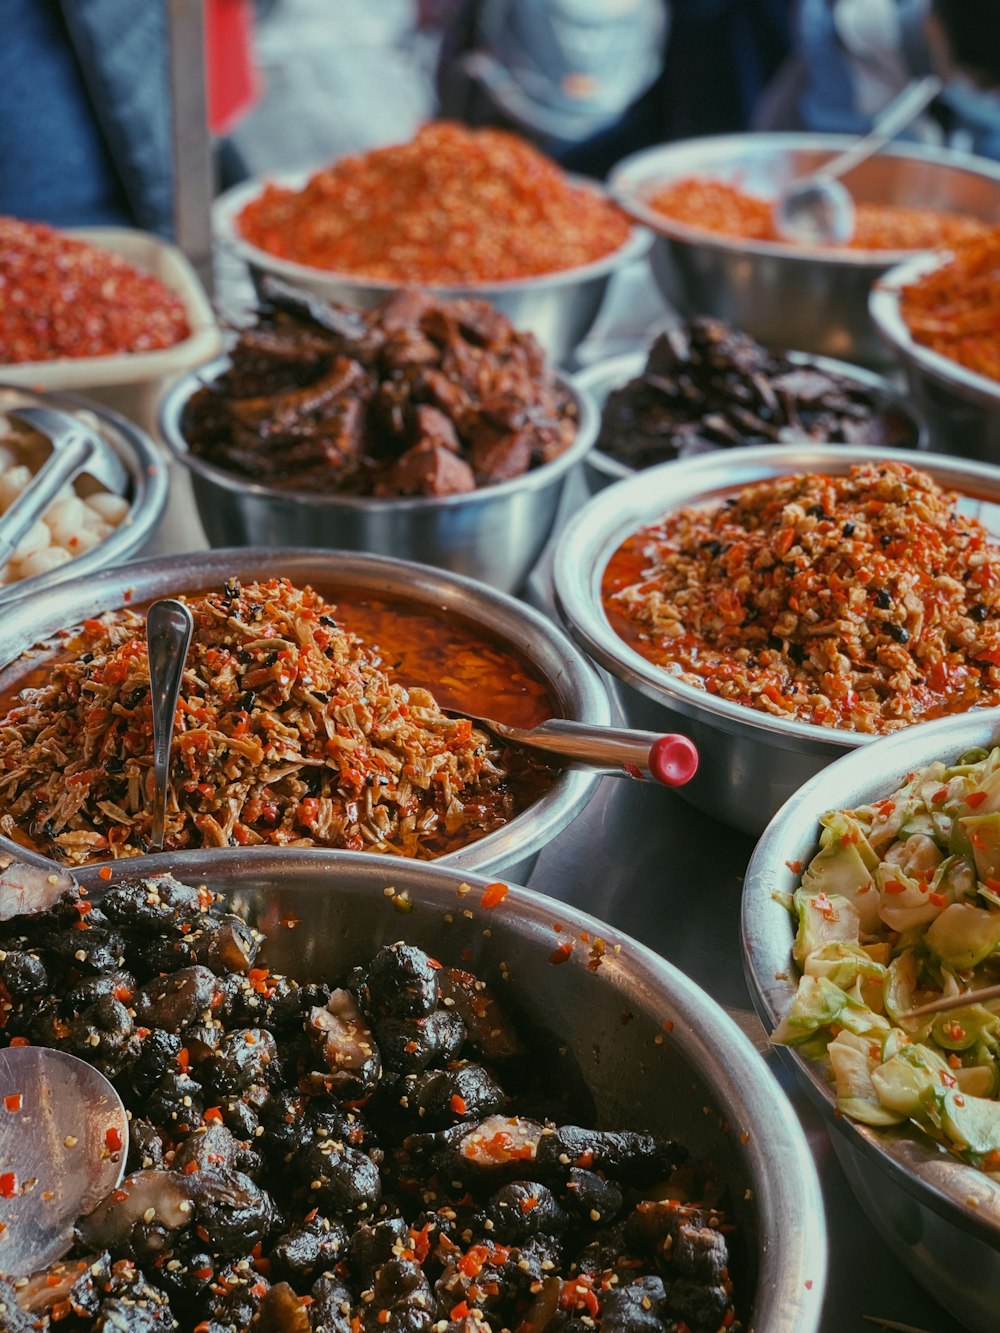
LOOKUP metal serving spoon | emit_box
[444,710,699,787]
[0,407,129,569]
[147,598,195,852]
[773,75,942,246]
[0,1046,128,1278]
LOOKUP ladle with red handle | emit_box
[443,711,699,787]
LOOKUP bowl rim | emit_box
[741,708,1000,1247]
[0,226,221,388]
[0,545,610,874]
[869,250,1000,409]
[572,342,930,477]
[552,441,1000,753]
[213,168,653,294]
[0,382,169,603]
[158,355,600,510]
[50,843,827,1332]
[609,131,1000,268]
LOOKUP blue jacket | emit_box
[0,0,172,235]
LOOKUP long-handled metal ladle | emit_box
[0,1046,128,1278]
[147,598,195,852]
[443,709,699,787]
[774,75,942,245]
[0,407,129,570]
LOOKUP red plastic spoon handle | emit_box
[648,734,699,787]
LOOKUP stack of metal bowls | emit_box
[608,134,1000,366]
[0,383,168,604]
[870,252,1000,463]
[743,711,1000,1333]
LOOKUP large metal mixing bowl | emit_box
[0,383,168,603]
[552,443,1000,835]
[213,172,652,366]
[743,710,1000,1333]
[158,360,599,595]
[573,346,927,494]
[609,134,1000,366]
[870,251,1000,464]
[0,548,611,880]
[56,845,826,1332]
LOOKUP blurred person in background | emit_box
[757,0,1000,161]
[435,0,792,177]
[0,0,256,237]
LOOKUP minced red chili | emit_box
[0,217,190,363]
[645,177,990,252]
[236,121,632,283]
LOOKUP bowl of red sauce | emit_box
[608,134,1000,367]
[0,548,611,880]
[870,230,1000,465]
[213,122,650,365]
[553,443,1000,834]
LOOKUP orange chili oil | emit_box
[0,585,556,862]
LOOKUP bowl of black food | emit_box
[575,318,927,492]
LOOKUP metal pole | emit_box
[167,0,215,296]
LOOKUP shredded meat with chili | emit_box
[898,226,1000,381]
[0,579,547,863]
[603,462,1000,734]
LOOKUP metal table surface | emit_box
[141,452,969,1333]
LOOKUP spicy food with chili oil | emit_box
[0,870,742,1332]
[602,461,1000,735]
[234,122,632,285]
[0,578,556,865]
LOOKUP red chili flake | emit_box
[203,1106,223,1125]
[549,942,574,966]
[883,879,908,895]
[785,859,803,874]
[177,1048,191,1074]
[450,1301,472,1321]
[518,1195,539,1214]
[662,1020,674,1033]
[449,1094,467,1115]
[97,866,113,881]
[3,1094,21,1113]
[0,1172,17,1197]
[928,891,947,907]
[183,1160,200,1175]
[481,882,509,910]
[966,790,989,808]
[105,1126,123,1153]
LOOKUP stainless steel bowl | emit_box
[870,251,1000,464]
[0,547,611,880]
[573,346,928,494]
[552,443,1000,835]
[213,172,652,366]
[743,710,1000,1333]
[609,134,1000,366]
[48,844,826,1332]
[0,383,168,603]
[158,357,600,595]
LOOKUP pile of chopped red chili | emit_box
[236,121,632,283]
[0,217,190,363]
[602,461,1000,733]
[645,177,990,252]
[0,578,553,863]
[898,226,1000,381]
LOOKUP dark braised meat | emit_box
[0,876,739,1332]
[595,317,919,468]
[182,280,578,496]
